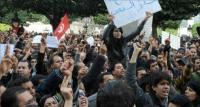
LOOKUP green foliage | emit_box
[157,27,178,36]
[159,20,181,30]
[93,14,108,25]
[1,0,199,32]
[192,22,200,37]
[0,23,11,31]
[1,10,49,24]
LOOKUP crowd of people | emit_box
[0,12,200,107]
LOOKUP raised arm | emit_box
[35,37,48,75]
[102,15,115,45]
[125,42,144,101]
[124,12,152,43]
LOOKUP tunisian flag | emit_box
[53,14,69,40]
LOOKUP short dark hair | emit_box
[170,94,192,107]
[48,54,60,68]
[97,80,134,107]
[1,86,26,107]
[18,60,31,69]
[150,71,171,87]
[7,77,30,88]
[136,67,146,77]
[109,62,122,72]
[97,72,112,86]
[31,75,46,87]
[138,73,151,91]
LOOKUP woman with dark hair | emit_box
[184,80,200,107]
[103,12,152,67]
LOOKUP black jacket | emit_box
[103,19,147,66]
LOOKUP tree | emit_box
[153,0,200,36]
[93,13,108,25]
[10,0,107,30]
[5,0,200,34]
[192,22,200,37]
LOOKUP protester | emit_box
[1,9,200,107]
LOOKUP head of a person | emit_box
[39,95,58,107]
[194,56,200,71]
[185,80,200,102]
[74,62,88,80]
[136,67,147,80]
[138,73,151,92]
[97,80,134,107]
[151,71,171,99]
[57,42,66,53]
[63,50,72,61]
[147,59,159,73]
[112,27,123,39]
[16,60,31,78]
[176,48,185,58]
[168,94,192,107]
[30,58,37,68]
[139,50,150,61]
[1,86,37,107]
[7,77,35,97]
[97,72,114,88]
[190,47,197,58]
[49,55,63,69]
[157,53,164,64]
[111,62,125,79]
[14,48,22,59]
[11,17,20,27]
[176,58,187,72]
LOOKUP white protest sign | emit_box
[104,0,161,27]
[46,36,59,48]
[0,44,15,63]
[161,31,180,50]
[86,36,94,46]
[32,35,42,44]
[161,31,170,45]
[170,34,180,50]
[122,16,153,41]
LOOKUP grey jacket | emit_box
[125,63,168,107]
[88,93,97,107]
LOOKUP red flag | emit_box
[53,14,69,40]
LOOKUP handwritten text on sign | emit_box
[104,0,161,27]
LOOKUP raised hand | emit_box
[60,58,74,76]
[133,42,142,54]
[108,14,114,24]
[60,77,73,100]
[40,37,46,53]
[145,11,153,19]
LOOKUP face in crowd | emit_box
[150,62,159,73]
[112,63,125,79]
[112,28,122,39]
[16,61,31,78]
[77,62,88,80]
[194,58,200,71]
[185,86,198,102]
[152,80,170,98]
[51,56,63,69]
[44,97,58,107]
[190,48,197,58]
